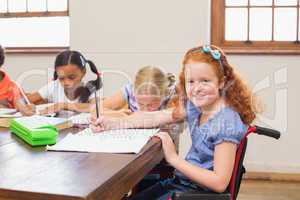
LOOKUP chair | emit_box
[173,125,281,200]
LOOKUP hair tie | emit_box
[80,55,86,66]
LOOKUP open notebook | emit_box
[0,108,17,115]
[47,128,159,154]
[0,103,57,127]
[0,109,22,127]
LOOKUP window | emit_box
[211,0,300,54]
[0,0,69,53]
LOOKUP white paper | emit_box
[47,128,159,154]
[69,113,91,125]
[0,112,22,118]
[13,116,69,129]
[0,108,17,115]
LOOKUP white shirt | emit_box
[38,80,100,103]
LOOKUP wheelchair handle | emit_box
[254,125,281,140]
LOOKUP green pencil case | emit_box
[10,118,58,146]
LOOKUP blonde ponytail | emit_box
[134,66,169,97]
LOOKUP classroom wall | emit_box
[69,0,210,98]
[4,54,56,92]
[4,0,300,173]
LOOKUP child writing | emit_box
[0,45,35,115]
[91,45,259,199]
[100,66,177,190]
[102,66,176,116]
[28,50,101,115]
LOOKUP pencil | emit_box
[95,72,102,119]
[95,91,100,118]
[14,81,30,105]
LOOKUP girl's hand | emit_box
[154,131,179,165]
[121,109,132,116]
[90,116,120,132]
[39,103,65,115]
[19,104,36,116]
[90,116,106,132]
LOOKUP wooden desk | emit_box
[0,127,164,200]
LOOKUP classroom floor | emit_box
[238,180,300,200]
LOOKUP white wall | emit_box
[230,55,300,173]
[69,0,210,97]
[4,54,56,92]
[4,0,300,173]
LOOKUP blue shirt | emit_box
[122,83,139,112]
[175,100,247,180]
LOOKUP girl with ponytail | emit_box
[102,66,177,116]
[98,65,178,191]
[28,50,102,115]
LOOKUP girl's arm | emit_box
[27,92,47,104]
[31,87,97,113]
[100,91,132,117]
[63,102,92,113]
[120,109,177,128]
[156,132,237,193]
[174,142,236,193]
[103,91,127,110]
[91,108,179,131]
[65,93,127,113]
[38,101,94,114]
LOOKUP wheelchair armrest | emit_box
[173,191,231,200]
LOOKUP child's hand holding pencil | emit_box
[14,81,36,116]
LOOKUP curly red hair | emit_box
[173,45,260,125]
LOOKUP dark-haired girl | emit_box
[28,50,101,115]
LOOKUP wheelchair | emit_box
[172,125,281,200]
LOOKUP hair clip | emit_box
[202,45,221,60]
[201,45,224,74]
[80,55,86,66]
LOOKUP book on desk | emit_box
[0,108,22,127]
[0,104,64,127]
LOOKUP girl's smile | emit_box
[185,61,222,111]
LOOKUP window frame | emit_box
[0,0,70,54]
[211,0,300,55]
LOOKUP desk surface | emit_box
[0,127,164,200]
